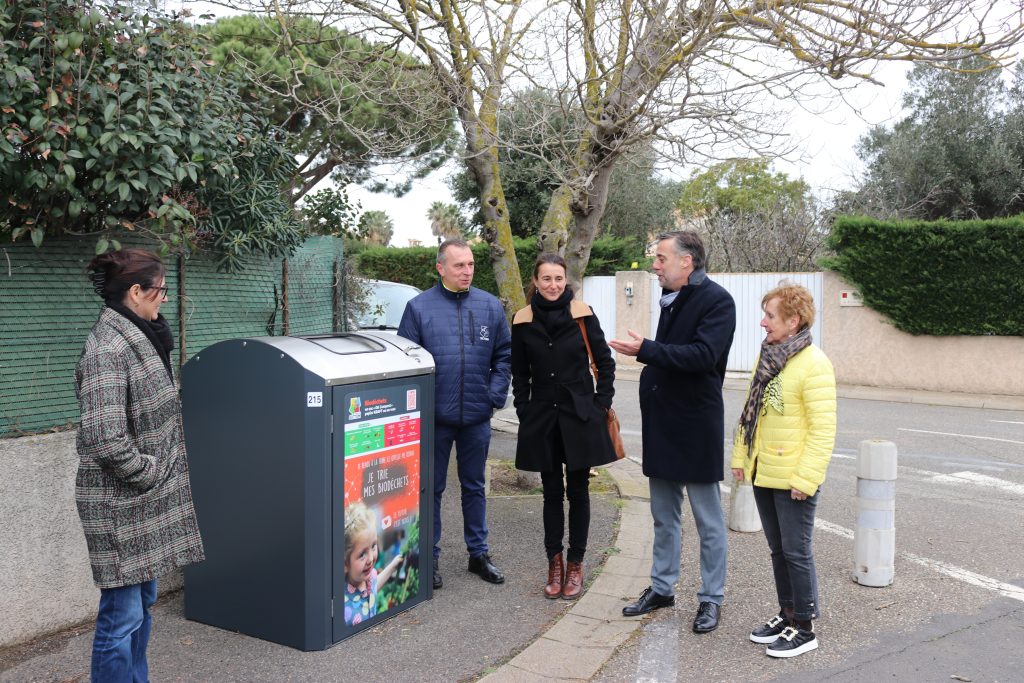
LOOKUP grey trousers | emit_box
[649,478,727,604]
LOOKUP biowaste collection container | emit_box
[181,332,435,651]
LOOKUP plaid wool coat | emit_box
[75,307,205,589]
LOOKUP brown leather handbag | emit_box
[577,319,626,460]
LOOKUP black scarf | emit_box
[530,288,575,336]
[107,301,175,380]
[737,326,812,456]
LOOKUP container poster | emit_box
[341,385,421,627]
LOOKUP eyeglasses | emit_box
[146,285,170,298]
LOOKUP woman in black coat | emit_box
[511,253,617,600]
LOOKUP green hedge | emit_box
[824,216,1024,335]
[356,236,646,294]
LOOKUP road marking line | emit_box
[814,520,1024,602]
[990,420,1024,425]
[929,471,1024,496]
[901,553,1024,602]
[898,428,1024,446]
[815,519,854,539]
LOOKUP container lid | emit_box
[252,332,435,384]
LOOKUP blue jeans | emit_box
[434,421,491,558]
[649,478,727,604]
[753,485,820,620]
[91,579,157,683]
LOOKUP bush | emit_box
[823,216,1024,335]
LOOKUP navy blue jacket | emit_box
[637,271,736,483]
[398,282,512,427]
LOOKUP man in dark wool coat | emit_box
[609,230,736,634]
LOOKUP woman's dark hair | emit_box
[526,253,569,298]
[87,249,166,303]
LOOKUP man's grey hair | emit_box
[657,230,706,271]
[437,238,471,264]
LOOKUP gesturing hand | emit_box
[608,330,644,357]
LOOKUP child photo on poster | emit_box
[343,502,404,626]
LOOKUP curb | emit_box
[481,419,653,682]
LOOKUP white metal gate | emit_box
[582,272,824,373]
[581,276,616,344]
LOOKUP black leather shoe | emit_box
[693,601,720,633]
[468,553,505,584]
[433,557,443,590]
[622,587,675,616]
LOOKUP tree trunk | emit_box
[564,162,616,294]
[463,141,525,316]
[538,184,572,255]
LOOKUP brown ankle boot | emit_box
[544,554,564,599]
[562,561,583,600]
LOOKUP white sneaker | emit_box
[766,626,818,658]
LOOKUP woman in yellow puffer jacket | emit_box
[730,283,836,659]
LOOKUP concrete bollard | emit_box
[728,478,762,533]
[853,439,897,587]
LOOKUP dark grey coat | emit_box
[511,299,617,473]
[75,307,204,589]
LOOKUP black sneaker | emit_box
[766,626,817,658]
[749,614,787,644]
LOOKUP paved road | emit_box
[595,377,1024,682]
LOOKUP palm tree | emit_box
[427,201,465,243]
[358,210,394,246]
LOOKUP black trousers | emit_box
[540,422,591,563]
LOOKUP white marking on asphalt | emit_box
[815,519,854,539]
[814,520,1024,602]
[901,553,1024,602]
[929,471,1024,496]
[989,420,1024,425]
[898,428,1024,446]
[634,615,680,682]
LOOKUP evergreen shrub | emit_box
[823,216,1024,335]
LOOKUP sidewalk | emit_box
[478,452,653,683]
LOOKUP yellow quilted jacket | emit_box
[730,344,837,496]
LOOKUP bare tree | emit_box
[525,0,1024,288]
[201,0,1024,304]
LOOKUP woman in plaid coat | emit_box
[76,249,204,682]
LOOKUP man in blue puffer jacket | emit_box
[398,239,512,590]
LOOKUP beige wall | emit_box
[822,271,1024,396]
[614,271,653,368]
[0,431,183,648]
